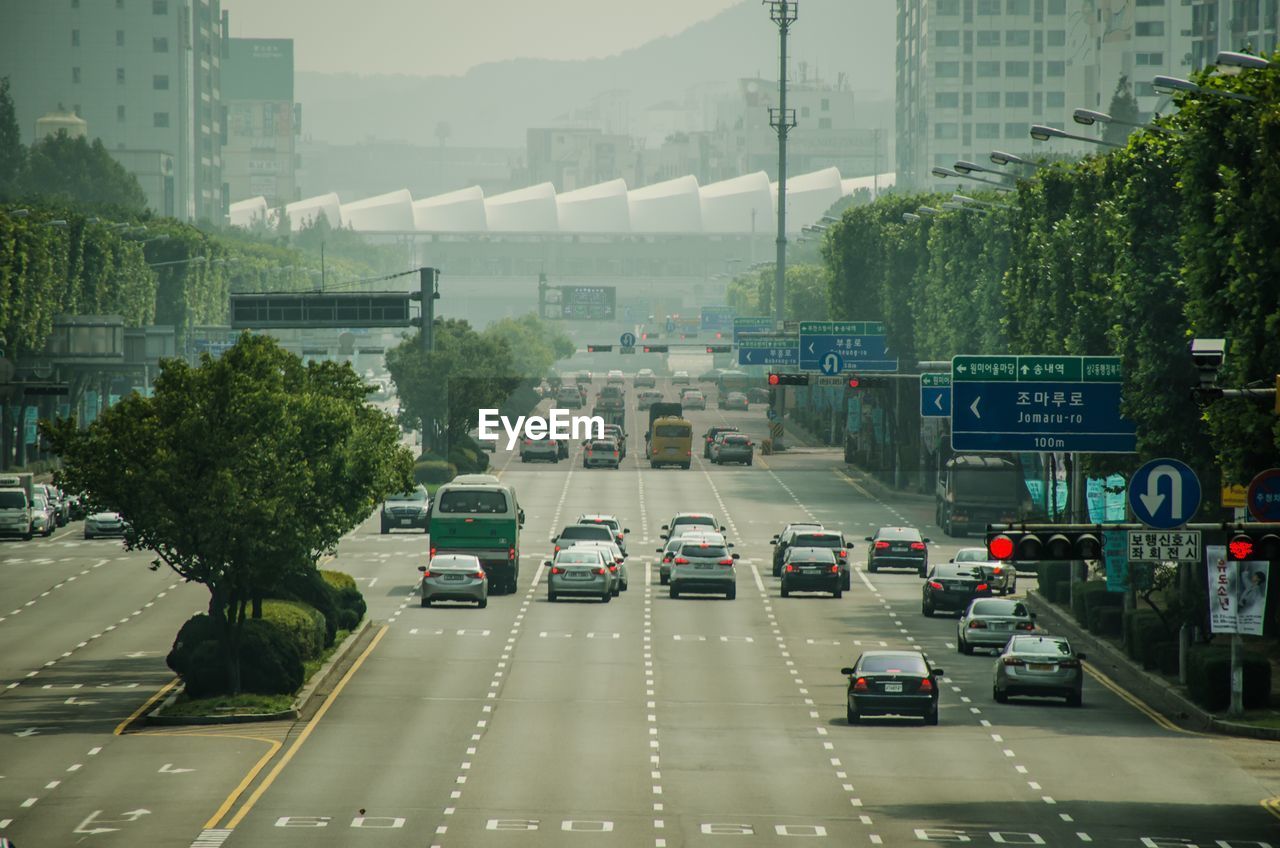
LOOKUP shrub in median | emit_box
[174,617,304,698]
[261,599,326,661]
[274,568,341,647]
[1085,591,1123,635]
[320,569,357,593]
[1186,644,1272,711]
[1095,607,1123,638]
[1123,608,1170,661]
[413,459,456,486]
[1038,562,1072,597]
[1070,580,1109,626]
[166,613,220,678]
[320,569,367,629]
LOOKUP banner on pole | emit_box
[1206,545,1269,635]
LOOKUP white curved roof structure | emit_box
[237,167,886,235]
[340,189,415,232]
[556,178,631,233]
[628,175,702,234]
[285,192,341,232]
[228,196,268,229]
[700,171,774,234]
[413,185,487,232]
[485,182,559,232]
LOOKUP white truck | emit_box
[0,472,34,540]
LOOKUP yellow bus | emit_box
[648,416,693,469]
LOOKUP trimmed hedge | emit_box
[320,569,357,593]
[1050,581,1073,606]
[413,459,457,485]
[173,617,304,698]
[1038,562,1072,596]
[1154,642,1181,676]
[1186,644,1272,711]
[1095,607,1124,638]
[261,599,325,661]
[1123,608,1170,661]
[1070,580,1110,626]
[1085,590,1123,634]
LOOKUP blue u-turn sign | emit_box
[1128,458,1202,529]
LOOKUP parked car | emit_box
[841,650,944,725]
[993,635,1085,707]
[418,554,488,608]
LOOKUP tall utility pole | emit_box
[767,0,798,322]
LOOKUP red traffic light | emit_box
[768,374,780,386]
[715,332,723,339]
[988,534,1015,560]
[1229,537,1255,560]
[641,332,648,340]
[848,378,860,388]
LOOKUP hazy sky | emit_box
[222,0,743,76]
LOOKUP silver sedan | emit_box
[564,539,627,594]
[952,547,1016,594]
[993,635,1086,706]
[419,554,489,608]
[547,550,612,603]
[957,598,1038,654]
[669,539,738,599]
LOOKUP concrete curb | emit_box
[146,617,373,726]
[1025,590,1280,739]
[840,464,935,505]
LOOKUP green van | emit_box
[428,480,524,594]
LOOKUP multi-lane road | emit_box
[1,383,1278,847]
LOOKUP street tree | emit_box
[1104,75,1141,146]
[0,77,23,199]
[44,334,412,692]
[16,131,147,215]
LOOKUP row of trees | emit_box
[814,57,1280,490]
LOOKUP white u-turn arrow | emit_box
[1139,465,1183,519]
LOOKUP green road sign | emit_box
[799,321,885,335]
[1082,356,1124,382]
[952,355,1017,381]
[1016,356,1082,382]
[953,354,1124,383]
[921,373,952,388]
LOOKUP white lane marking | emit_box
[749,562,766,594]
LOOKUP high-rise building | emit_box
[222,38,298,210]
[1089,0,1193,120]
[1190,0,1278,70]
[897,0,1098,192]
[0,0,226,221]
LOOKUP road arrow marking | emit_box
[124,651,157,658]
[120,809,151,821]
[159,763,194,774]
[64,696,98,705]
[1139,464,1182,519]
[970,396,982,419]
[74,811,118,835]
[14,727,40,737]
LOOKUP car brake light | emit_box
[853,677,868,692]
[910,541,926,550]
[551,566,564,575]
[608,564,618,572]
[918,677,934,693]
[875,541,890,550]
[968,619,988,629]
[509,547,516,561]
[1002,657,1025,666]
[674,557,690,565]
[992,565,1003,574]
[785,564,795,572]
[421,570,433,579]
[430,546,437,558]
[1016,622,1035,630]
[473,571,486,579]
[975,583,989,592]
[830,565,840,573]
[594,567,606,575]
[613,451,619,457]
[686,450,691,456]
[928,580,943,590]
[838,550,847,559]
[718,558,734,566]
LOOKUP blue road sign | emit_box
[1129,458,1202,529]
[701,306,735,331]
[738,334,798,367]
[950,381,1137,453]
[733,317,773,344]
[819,351,844,376]
[921,387,951,417]
[799,321,890,372]
[665,317,675,333]
[1247,468,1280,522]
[620,331,636,347]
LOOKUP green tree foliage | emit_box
[0,77,23,199]
[482,314,576,379]
[726,263,831,320]
[16,131,147,215]
[44,334,412,693]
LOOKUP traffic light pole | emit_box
[767,1,797,451]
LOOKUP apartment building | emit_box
[222,37,298,209]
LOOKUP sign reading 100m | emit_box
[559,286,617,320]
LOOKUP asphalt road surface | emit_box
[2,382,1278,847]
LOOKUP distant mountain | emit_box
[296,0,894,149]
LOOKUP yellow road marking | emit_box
[1083,664,1199,736]
[199,734,284,829]
[833,468,876,500]
[755,453,770,470]
[114,677,180,735]
[1262,796,1280,822]
[222,624,388,829]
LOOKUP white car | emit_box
[84,511,127,540]
[607,370,626,385]
[672,371,691,385]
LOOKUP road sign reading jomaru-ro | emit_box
[1127,530,1202,562]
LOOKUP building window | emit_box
[977,60,1001,76]
[154,111,170,128]
[1005,29,1031,45]
[1048,29,1066,46]
[977,30,1000,46]
[117,67,125,84]
[1135,81,1157,96]
[1136,0,1165,5]
[935,122,959,139]
[1047,0,1065,11]
[976,122,1001,138]
[936,0,960,14]
[1005,91,1029,107]
[116,30,124,46]
[117,105,126,121]
[1136,52,1164,65]
[821,98,830,111]
[801,106,811,118]
[153,0,168,11]
[1135,20,1165,35]
[818,117,832,129]
[72,66,81,83]
[1006,60,1030,76]
[154,36,169,52]
[1005,122,1030,137]
[1046,60,1064,76]
[153,74,169,90]
[71,29,79,46]
[936,61,961,77]
[936,91,961,108]
[936,29,961,46]
[977,91,1001,107]
[1046,91,1065,107]
[1007,0,1030,13]
[977,0,1001,13]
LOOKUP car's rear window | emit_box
[971,600,1028,617]
[673,516,716,530]
[437,490,509,513]
[581,517,619,530]
[933,564,980,579]
[680,543,728,559]
[859,654,929,675]
[1010,638,1071,656]
[558,551,600,564]
[591,441,617,450]
[723,435,750,445]
[878,527,923,541]
[655,424,691,438]
[954,549,988,562]
[795,533,842,548]
[788,547,836,563]
[559,525,614,541]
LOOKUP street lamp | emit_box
[989,150,1045,170]
[148,255,207,268]
[954,160,1015,180]
[1029,124,1124,148]
[1152,75,1256,102]
[1073,108,1179,136]
[1215,51,1273,71]
[902,212,921,223]
[932,166,1015,192]
[916,206,941,216]
[8,209,30,218]
[952,193,1012,210]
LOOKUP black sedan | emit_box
[922,563,993,616]
[841,650,944,725]
[865,526,930,575]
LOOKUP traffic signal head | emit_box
[1227,528,1280,561]
[848,375,889,389]
[586,344,612,353]
[643,344,668,353]
[706,345,731,354]
[768,373,809,386]
[986,528,1102,562]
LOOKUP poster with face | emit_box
[1206,545,1270,635]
